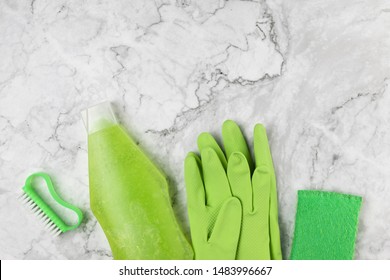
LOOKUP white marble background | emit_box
[0,0,389,259]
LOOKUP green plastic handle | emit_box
[22,172,83,233]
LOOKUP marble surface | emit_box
[0,0,389,259]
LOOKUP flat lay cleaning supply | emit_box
[82,102,193,260]
[185,120,282,260]
[290,190,362,260]
[20,172,83,236]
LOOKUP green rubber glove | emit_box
[196,120,282,260]
[185,148,242,260]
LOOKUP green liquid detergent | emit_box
[82,102,193,259]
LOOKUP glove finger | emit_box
[227,152,253,213]
[184,152,207,248]
[252,166,271,258]
[197,132,227,169]
[252,166,271,218]
[222,120,254,171]
[201,148,231,206]
[184,152,206,209]
[208,197,242,259]
[253,124,282,260]
[253,124,274,170]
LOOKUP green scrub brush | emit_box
[20,172,83,236]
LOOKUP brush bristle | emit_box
[19,192,63,237]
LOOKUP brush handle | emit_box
[22,172,84,233]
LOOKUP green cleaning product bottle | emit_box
[82,102,193,260]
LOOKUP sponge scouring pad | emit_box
[290,190,362,260]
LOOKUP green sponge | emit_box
[290,190,362,260]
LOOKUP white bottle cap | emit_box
[81,101,118,134]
